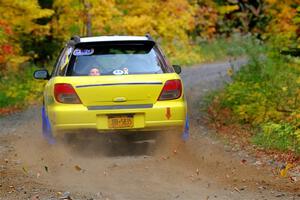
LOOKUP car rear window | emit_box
[66,42,166,76]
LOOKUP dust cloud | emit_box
[13,129,186,195]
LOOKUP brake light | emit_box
[158,79,182,100]
[54,83,81,104]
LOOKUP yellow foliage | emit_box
[227,68,233,76]
[0,0,53,34]
[294,129,300,144]
[280,163,293,177]
[51,0,83,40]
[119,15,156,35]
[194,4,218,40]
[154,0,195,41]
[0,0,53,71]
[217,5,239,15]
[91,0,119,34]
[265,0,300,46]
[51,0,195,41]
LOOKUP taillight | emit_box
[158,79,182,100]
[54,83,81,104]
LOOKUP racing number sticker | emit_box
[73,48,94,56]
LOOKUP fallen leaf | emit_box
[290,176,297,183]
[59,191,72,200]
[254,161,262,166]
[31,195,39,200]
[275,193,285,197]
[74,165,82,171]
[240,159,247,164]
[234,187,240,193]
[280,163,293,177]
[22,166,28,174]
[227,68,233,76]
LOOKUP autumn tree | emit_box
[214,0,267,36]
[0,0,53,71]
[190,0,218,40]
[264,0,300,47]
[50,0,197,64]
[51,0,117,41]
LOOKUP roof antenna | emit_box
[70,35,81,43]
[145,33,154,41]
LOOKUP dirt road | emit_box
[1,60,299,200]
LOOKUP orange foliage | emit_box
[265,0,300,46]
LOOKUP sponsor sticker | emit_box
[113,69,124,75]
[123,68,129,74]
[73,48,94,56]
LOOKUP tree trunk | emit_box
[83,0,92,36]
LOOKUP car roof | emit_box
[79,36,150,43]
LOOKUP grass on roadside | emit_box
[197,34,254,63]
[163,34,252,66]
[0,65,44,114]
[206,38,300,154]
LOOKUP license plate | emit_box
[108,115,134,128]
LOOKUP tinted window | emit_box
[67,44,165,76]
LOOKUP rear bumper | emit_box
[47,101,186,135]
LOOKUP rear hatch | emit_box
[53,74,177,107]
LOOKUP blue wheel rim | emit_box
[41,106,56,144]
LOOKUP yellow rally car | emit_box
[34,35,188,143]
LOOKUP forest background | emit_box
[0,0,300,154]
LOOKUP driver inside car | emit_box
[89,67,101,76]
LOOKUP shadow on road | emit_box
[61,132,161,157]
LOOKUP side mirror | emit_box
[33,69,49,80]
[172,65,181,74]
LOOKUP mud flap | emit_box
[42,106,56,144]
[182,114,189,141]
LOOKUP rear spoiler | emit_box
[68,34,155,47]
[75,40,156,48]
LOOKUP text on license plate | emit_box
[108,115,134,128]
